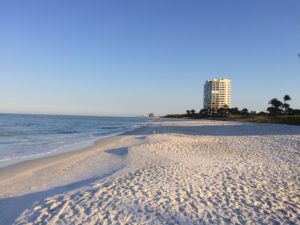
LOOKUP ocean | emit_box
[0,114,150,168]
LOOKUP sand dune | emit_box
[1,120,300,224]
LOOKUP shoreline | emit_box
[0,123,154,196]
[0,135,123,183]
[0,123,154,224]
[0,120,151,169]
[163,114,300,126]
[0,122,157,199]
[1,119,299,224]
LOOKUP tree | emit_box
[269,98,283,108]
[283,95,291,103]
[268,98,283,116]
[218,107,230,118]
[186,110,190,115]
[283,103,290,111]
[190,109,196,115]
[283,95,291,113]
[230,107,240,115]
[199,108,210,117]
[241,108,249,115]
[267,106,278,116]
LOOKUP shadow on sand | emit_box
[0,152,128,224]
[105,147,128,156]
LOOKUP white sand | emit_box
[1,120,300,224]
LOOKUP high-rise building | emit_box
[203,78,231,110]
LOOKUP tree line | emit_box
[183,94,300,118]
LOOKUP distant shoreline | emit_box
[163,114,300,126]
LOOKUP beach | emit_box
[1,119,299,224]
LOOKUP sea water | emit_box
[0,114,150,168]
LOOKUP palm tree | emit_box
[284,95,291,103]
[269,98,283,108]
[190,109,196,115]
[283,103,290,112]
[283,95,291,113]
[268,98,283,115]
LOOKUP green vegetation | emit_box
[227,114,300,126]
[163,94,300,126]
[267,95,292,115]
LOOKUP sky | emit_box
[0,0,299,116]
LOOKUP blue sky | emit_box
[0,0,299,116]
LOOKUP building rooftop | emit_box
[208,78,231,82]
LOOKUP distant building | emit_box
[203,78,231,110]
[148,113,155,118]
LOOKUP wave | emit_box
[0,115,150,168]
